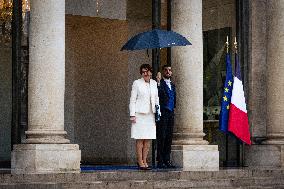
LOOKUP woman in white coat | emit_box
[129,64,160,170]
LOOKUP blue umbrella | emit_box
[121,29,191,51]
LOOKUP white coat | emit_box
[129,78,159,117]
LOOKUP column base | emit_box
[245,144,284,167]
[25,130,70,144]
[11,144,81,174]
[171,145,219,171]
[173,132,209,145]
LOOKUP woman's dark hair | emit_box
[140,64,153,74]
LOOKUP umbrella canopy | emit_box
[121,29,191,51]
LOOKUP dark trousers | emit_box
[156,108,174,163]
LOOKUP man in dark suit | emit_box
[156,64,176,168]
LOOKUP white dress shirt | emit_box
[164,78,171,90]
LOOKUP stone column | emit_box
[11,0,81,174]
[171,0,219,170]
[261,0,284,166]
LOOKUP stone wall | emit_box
[65,15,129,163]
[66,0,127,20]
[65,0,156,165]
[203,0,236,38]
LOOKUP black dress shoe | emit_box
[143,163,152,170]
[139,166,149,170]
[165,161,176,168]
[157,162,166,169]
[145,166,152,170]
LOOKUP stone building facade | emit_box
[0,0,283,174]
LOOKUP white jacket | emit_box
[129,78,159,116]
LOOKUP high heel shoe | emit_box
[144,163,152,170]
[137,162,148,170]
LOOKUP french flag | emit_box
[228,54,251,145]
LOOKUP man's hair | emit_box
[163,64,171,69]
[140,64,153,74]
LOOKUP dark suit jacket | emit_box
[158,79,176,110]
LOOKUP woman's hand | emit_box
[130,116,136,123]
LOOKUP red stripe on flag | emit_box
[228,104,251,145]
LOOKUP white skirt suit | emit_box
[129,78,160,139]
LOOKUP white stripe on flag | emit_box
[231,77,247,113]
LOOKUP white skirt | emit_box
[131,112,156,139]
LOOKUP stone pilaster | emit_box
[261,0,284,167]
[11,0,81,174]
[171,0,219,170]
[265,0,284,145]
[246,0,284,167]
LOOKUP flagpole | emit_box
[226,36,229,53]
[234,37,240,167]
[234,37,238,53]
[234,37,245,167]
[224,36,229,167]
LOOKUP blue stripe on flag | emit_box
[235,53,242,80]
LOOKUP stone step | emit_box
[0,176,284,189]
[1,169,284,184]
[152,177,284,188]
[191,187,284,189]
[1,169,284,189]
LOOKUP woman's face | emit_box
[141,68,152,82]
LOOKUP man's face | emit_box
[163,66,172,79]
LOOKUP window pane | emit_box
[203,0,236,121]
